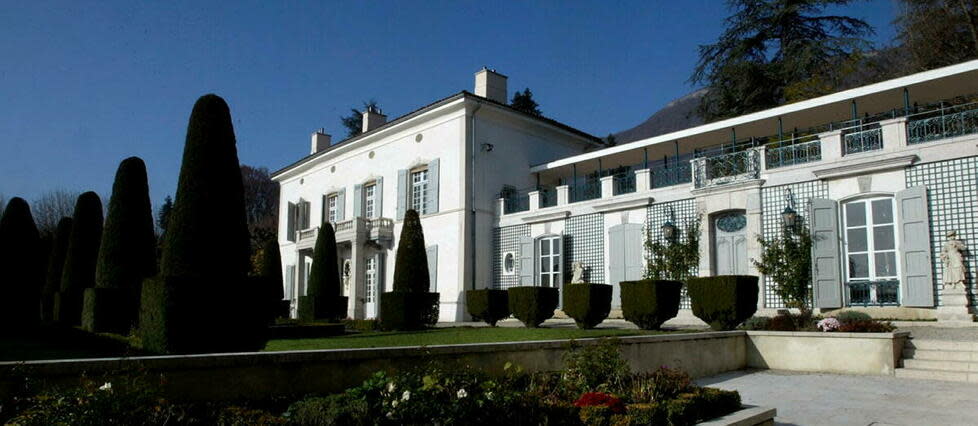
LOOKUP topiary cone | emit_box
[0,197,43,331]
[392,209,429,293]
[258,238,287,320]
[298,223,347,321]
[56,192,103,326]
[84,157,157,333]
[41,217,72,322]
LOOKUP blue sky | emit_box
[0,1,898,210]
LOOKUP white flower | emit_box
[387,382,396,393]
[386,412,393,419]
[392,400,399,408]
[99,382,112,391]
[457,388,468,399]
[486,391,494,401]
[401,390,411,401]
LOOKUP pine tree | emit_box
[41,217,72,321]
[298,223,347,321]
[0,197,42,330]
[392,209,429,293]
[83,157,157,332]
[510,88,542,116]
[340,100,379,137]
[56,192,103,325]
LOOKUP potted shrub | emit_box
[563,283,612,329]
[507,286,559,328]
[465,289,510,326]
[619,279,682,330]
[687,275,758,330]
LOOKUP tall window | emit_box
[365,257,377,303]
[411,169,429,214]
[326,194,338,223]
[843,198,898,282]
[364,183,377,218]
[538,236,561,287]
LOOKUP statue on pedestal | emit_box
[571,262,586,284]
[941,231,967,290]
[342,259,352,296]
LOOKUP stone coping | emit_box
[746,330,910,339]
[699,405,776,426]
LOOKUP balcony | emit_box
[765,135,821,169]
[569,180,601,203]
[295,217,394,247]
[612,173,636,195]
[907,102,978,144]
[843,124,883,155]
[499,189,531,214]
[692,147,761,189]
[539,188,558,208]
[846,280,900,307]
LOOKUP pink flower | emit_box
[817,317,841,332]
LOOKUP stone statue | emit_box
[342,259,352,296]
[941,231,967,289]
[571,262,586,284]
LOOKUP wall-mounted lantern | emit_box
[662,220,677,240]
[781,188,797,229]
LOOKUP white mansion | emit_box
[273,62,978,322]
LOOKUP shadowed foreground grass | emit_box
[264,326,673,351]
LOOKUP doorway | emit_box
[713,211,748,275]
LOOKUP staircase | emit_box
[896,339,978,383]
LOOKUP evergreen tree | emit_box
[298,223,346,321]
[691,0,872,121]
[41,217,72,321]
[157,195,173,236]
[340,100,379,137]
[0,197,42,330]
[56,192,103,325]
[510,88,542,116]
[259,238,284,301]
[605,133,617,147]
[83,157,157,332]
[392,209,430,293]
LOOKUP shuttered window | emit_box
[538,237,561,287]
[326,194,338,224]
[411,169,429,214]
[364,183,377,218]
[843,198,898,282]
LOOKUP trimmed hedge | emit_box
[562,283,612,329]
[620,279,682,330]
[81,287,132,334]
[392,209,429,293]
[465,289,510,327]
[41,217,72,322]
[379,291,439,331]
[687,275,759,331]
[57,192,103,326]
[0,197,42,330]
[507,286,559,328]
[297,295,348,323]
[298,222,346,322]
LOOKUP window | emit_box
[365,257,377,303]
[326,194,338,224]
[843,198,898,282]
[411,169,429,214]
[364,183,377,218]
[538,237,561,287]
[502,252,516,275]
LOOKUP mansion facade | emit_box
[273,62,978,322]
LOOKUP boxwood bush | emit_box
[620,279,682,330]
[465,289,510,326]
[380,292,439,331]
[381,209,438,330]
[562,283,612,329]
[687,275,758,331]
[507,286,559,328]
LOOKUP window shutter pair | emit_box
[353,177,385,219]
[809,186,933,308]
[427,245,438,292]
[396,159,440,220]
[518,235,564,287]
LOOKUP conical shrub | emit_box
[55,192,103,326]
[0,197,42,331]
[41,217,72,321]
[83,157,157,333]
[298,223,347,321]
[258,239,287,320]
[381,209,438,330]
[140,94,263,354]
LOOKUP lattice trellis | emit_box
[491,224,530,289]
[564,214,605,284]
[645,198,699,308]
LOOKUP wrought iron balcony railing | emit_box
[539,188,558,208]
[503,192,530,214]
[569,181,601,203]
[843,125,883,155]
[765,135,821,169]
[846,280,900,307]
[907,102,978,144]
[612,173,636,195]
[692,147,761,189]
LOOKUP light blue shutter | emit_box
[321,195,327,225]
[427,245,438,293]
[810,198,843,308]
[897,186,935,307]
[426,159,440,214]
[375,177,384,219]
[376,253,386,294]
[335,189,346,221]
[287,202,296,242]
[353,184,363,218]
[396,169,408,220]
[519,236,534,286]
[609,227,624,286]
[285,265,295,300]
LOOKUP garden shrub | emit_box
[619,279,682,330]
[834,310,872,324]
[141,94,262,354]
[298,223,347,322]
[563,283,612,329]
[381,209,438,330]
[837,319,896,333]
[507,286,559,328]
[628,366,693,404]
[767,313,798,331]
[257,239,286,321]
[687,275,758,330]
[379,292,438,331]
[0,197,42,331]
[84,157,157,334]
[56,192,103,326]
[41,217,72,322]
[343,319,380,331]
[465,289,510,326]
[285,394,371,426]
[741,316,772,330]
[562,339,630,394]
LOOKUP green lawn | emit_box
[264,326,672,351]
[0,326,139,362]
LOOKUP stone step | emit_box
[904,339,978,352]
[895,367,978,383]
[902,358,978,372]
[903,348,978,362]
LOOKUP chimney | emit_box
[361,105,387,133]
[310,129,331,154]
[474,67,508,103]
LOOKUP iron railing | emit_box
[649,155,693,189]
[765,135,821,169]
[503,192,530,214]
[569,180,601,203]
[612,173,636,195]
[843,125,883,155]
[907,102,978,144]
[692,148,761,188]
[846,280,900,306]
[539,188,557,208]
